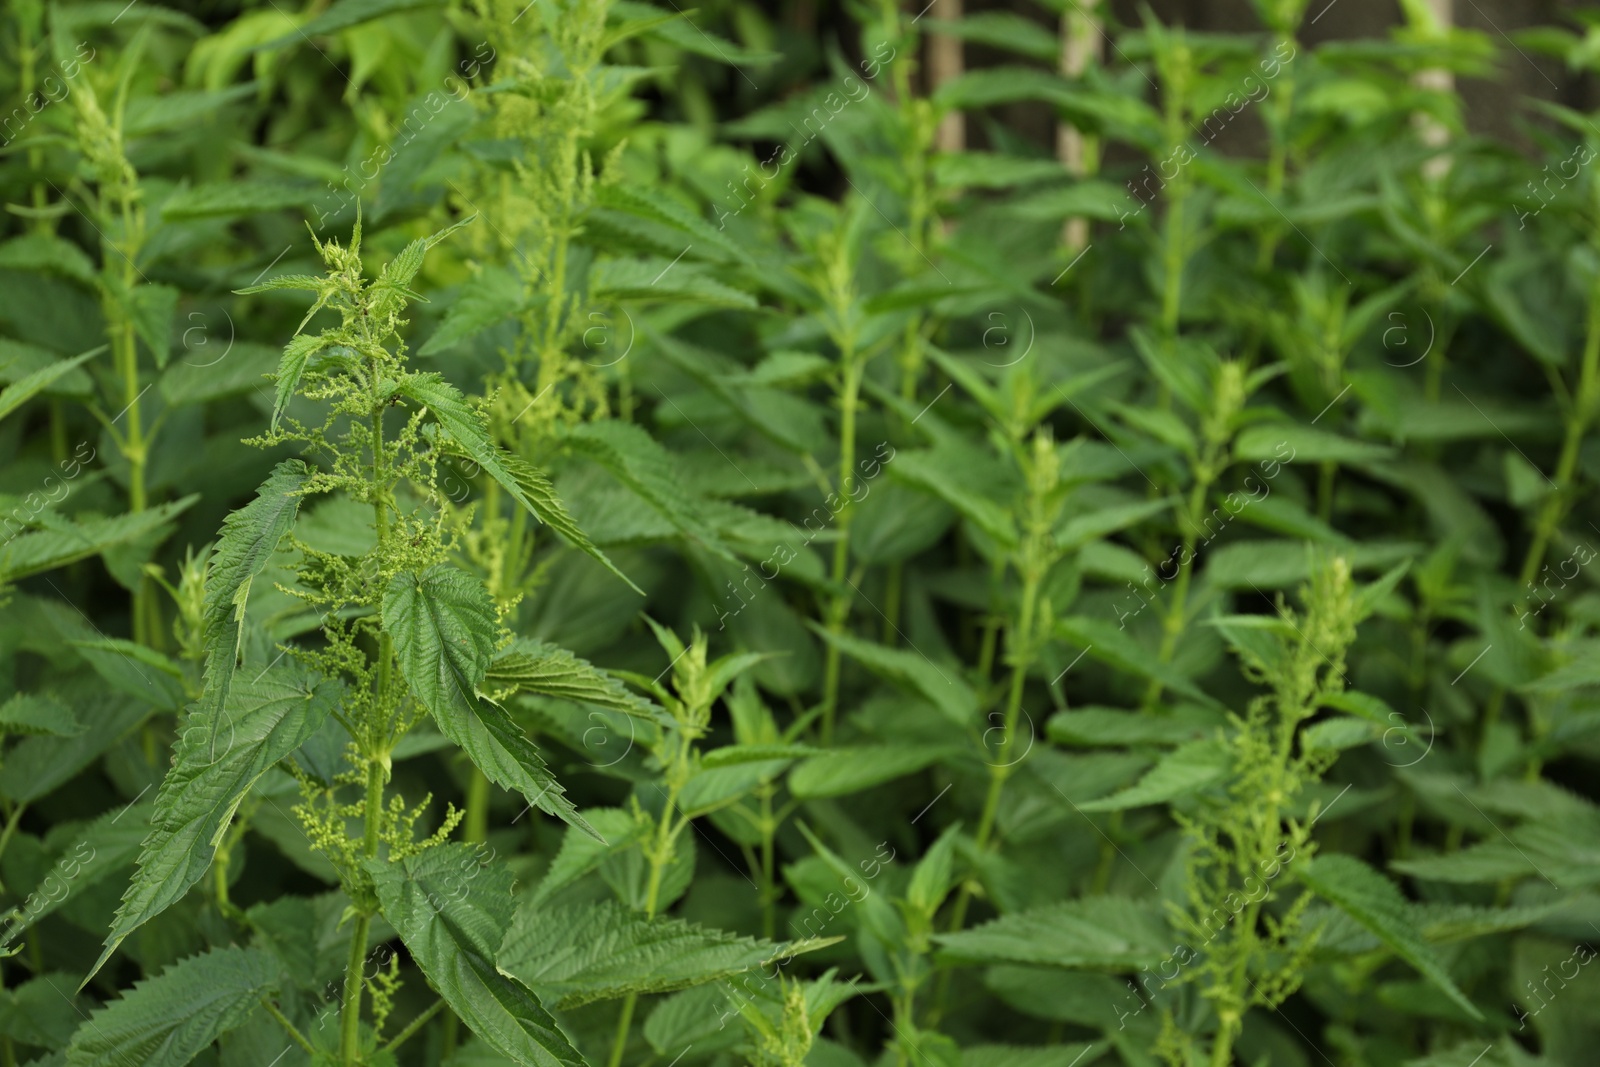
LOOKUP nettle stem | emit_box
[821,347,864,744]
[1145,475,1211,709]
[340,369,397,1065]
[975,568,1040,850]
[609,775,685,1067]
[1481,272,1600,758]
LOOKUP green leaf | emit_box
[592,183,751,265]
[1053,616,1219,707]
[907,824,962,916]
[1200,540,1419,591]
[160,181,317,220]
[268,0,440,44]
[933,898,1171,968]
[65,947,278,1067]
[0,683,150,804]
[808,626,978,726]
[160,342,280,407]
[0,234,97,286]
[85,665,338,982]
[0,348,98,425]
[195,460,310,738]
[922,13,1059,61]
[1054,496,1176,552]
[399,374,639,592]
[268,334,329,431]
[366,844,585,1067]
[1299,854,1485,1021]
[531,808,646,907]
[499,899,806,1008]
[889,446,1018,548]
[419,266,523,356]
[0,496,199,583]
[788,744,958,799]
[127,283,179,369]
[609,0,777,66]
[699,743,825,769]
[561,419,737,561]
[385,566,596,839]
[0,692,82,736]
[70,638,188,711]
[1233,424,1395,466]
[370,215,474,319]
[1078,739,1229,812]
[1046,704,1219,748]
[591,257,757,308]
[2,800,153,950]
[486,638,659,719]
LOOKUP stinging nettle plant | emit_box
[75,216,647,1066]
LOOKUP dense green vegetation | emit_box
[2,0,1600,1064]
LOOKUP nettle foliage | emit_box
[72,220,654,1066]
[14,0,1600,1066]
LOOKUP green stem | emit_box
[821,354,864,745]
[1482,277,1600,757]
[262,999,316,1054]
[382,999,445,1053]
[339,757,387,1065]
[610,785,682,1067]
[464,767,490,845]
[1145,478,1211,709]
[759,784,777,940]
[0,803,27,894]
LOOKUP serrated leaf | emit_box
[499,899,805,1008]
[420,266,523,356]
[195,460,309,738]
[591,257,756,308]
[85,665,339,983]
[2,800,153,949]
[66,946,278,1067]
[531,808,645,907]
[235,274,324,295]
[385,566,595,839]
[1299,854,1484,1021]
[367,844,585,1067]
[267,334,329,430]
[0,496,198,583]
[1053,615,1218,707]
[161,181,317,220]
[370,215,474,319]
[1078,739,1229,812]
[69,638,188,711]
[0,234,97,286]
[933,898,1171,968]
[610,0,777,66]
[0,692,82,736]
[788,744,958,799]
[592,183,750,265]
[487,638,659,719]
[0,348,98,425]
[808,626,977,726]
[399,374,639,592]
[561,419,736,560]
